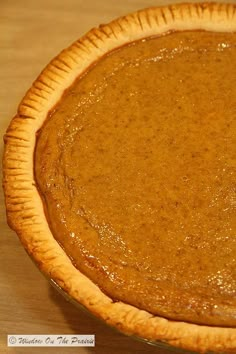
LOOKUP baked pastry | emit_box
[3,3,236,352]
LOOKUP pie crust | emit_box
[3,3,236,352]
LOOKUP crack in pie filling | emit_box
[3,3,236,352]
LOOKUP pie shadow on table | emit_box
[48,283,175,354]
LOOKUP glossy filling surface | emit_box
[35,31,236,326]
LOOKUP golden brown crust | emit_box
[3,3,236,352]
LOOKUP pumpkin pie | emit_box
[3,3,236,352]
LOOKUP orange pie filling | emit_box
[35,31,236,326]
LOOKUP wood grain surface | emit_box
[0,1,234,353]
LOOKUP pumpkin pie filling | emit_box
[35,31,236,326]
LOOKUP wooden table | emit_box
[0,1,232,353]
